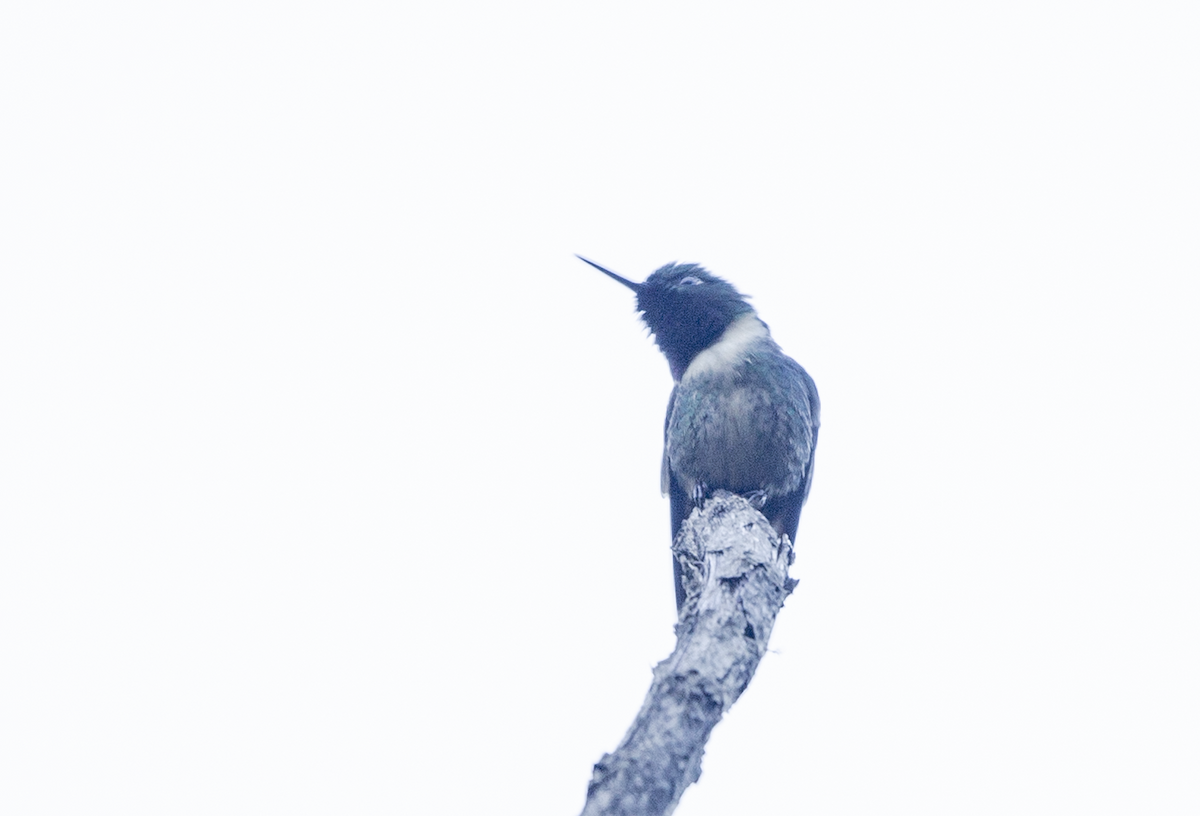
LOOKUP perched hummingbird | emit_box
[578,255,820,610]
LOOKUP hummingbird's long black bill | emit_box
[576,254,642,292]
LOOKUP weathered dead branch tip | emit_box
[578,492,796,816]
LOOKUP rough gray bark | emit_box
[579,491,798,816]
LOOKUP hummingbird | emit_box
[578,255,820,609]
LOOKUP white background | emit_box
[2,2,1198,814]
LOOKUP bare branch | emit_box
[579,491,797,816]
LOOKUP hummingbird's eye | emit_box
[679,276,702,286]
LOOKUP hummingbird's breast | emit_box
[666,322,813,498]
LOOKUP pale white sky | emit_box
[2,3,1198,814]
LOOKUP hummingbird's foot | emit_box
[745,489,769,509]
[692,482,709,510]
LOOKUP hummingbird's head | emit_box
[577,256,755,380]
